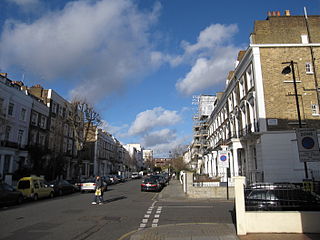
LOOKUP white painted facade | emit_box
[0,76,32,181]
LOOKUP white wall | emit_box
[258,132,320,182]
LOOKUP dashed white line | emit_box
[154,214,160,218]
[152,219,159,224]
[144,214,150,218]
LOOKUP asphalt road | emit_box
[0,179,235,240]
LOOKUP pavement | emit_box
[123,179,320,240]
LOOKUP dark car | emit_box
[141,178,162,192]
[245,185,320,211]
[49,180,76,196]
[150,175,166,188]
[66,179,81,191]
[0,182,24,206]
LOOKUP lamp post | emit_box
[282,61,309,179]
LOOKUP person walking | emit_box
[92,175,104,205]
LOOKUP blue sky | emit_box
[1,0,320,157]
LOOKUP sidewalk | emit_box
[128,179,320,240]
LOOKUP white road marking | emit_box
[152,224,158,227]
[142,219,148,223]
[144,215,150,218]
[154,214,160,218]
[152,219,159,224]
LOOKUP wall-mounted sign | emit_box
[296,128,320,162]
[267,119,278,126]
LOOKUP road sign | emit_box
[296,128,320,162]
[218,151,229,168]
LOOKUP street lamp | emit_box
[282,61,309,179]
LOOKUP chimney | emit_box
[268,11,281,17]
[284,10,291,16]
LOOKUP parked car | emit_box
[245,183,320,211]
[150,175,166,188]
[108,175,119,184]
[0,182,24,206]
[17,176,54,201]
[131,172,141,179]
[117,175,126,183]
[80,178,107,193]
[49,180,77,196]
[141,178,162,192]
[66,179,82,191]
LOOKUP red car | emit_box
[141,178,162,192]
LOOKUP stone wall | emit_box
[184,172,235,199]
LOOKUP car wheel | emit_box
[49,192,54,198]
[17,195,24,205]
[33,194,38,201]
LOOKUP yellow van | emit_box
[17,176,54,200]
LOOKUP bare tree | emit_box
[68,98,101,178]
[169,145,190,173]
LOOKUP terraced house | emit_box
[204,10,320,183]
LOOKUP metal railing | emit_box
[245,182,320,211]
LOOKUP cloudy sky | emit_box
[1,0,319,156]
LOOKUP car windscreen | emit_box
[143,179,157,184]
[18,180,30,189]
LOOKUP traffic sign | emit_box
[218,150,229,168]
[296,128,320,162]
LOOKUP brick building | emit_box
[204,11,320,183]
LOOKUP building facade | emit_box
[0,75,32,182]
[204,11,320,183]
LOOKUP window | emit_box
[40,116,46,128]
[31,112,38,125]
[34,181,39,189]
[0,98,4,114]
[20,108,26,121]
[4,155,11,174]
[5,126,11,141]
[8,103,14,116]
[39,134,46,146]
[311,104,319,115]
[18,130,24,145]
[30,131,37,144]
[306,63,313,74]
[52,102,57,114]
[50,117,55,131]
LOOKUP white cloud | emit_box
[174,24,240,95]
[148,134,190,157]
[142,129,176,147]
[100,120,128,137]
[0,0,160,103]
[176,46,238,95]
[128,107,181,136]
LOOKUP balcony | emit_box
[1,140,18,148]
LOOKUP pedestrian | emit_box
[92,175,104,205]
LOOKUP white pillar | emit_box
[234,176,247,235]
